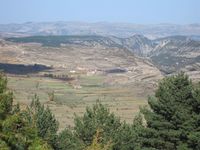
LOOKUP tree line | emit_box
[0,73,200,150]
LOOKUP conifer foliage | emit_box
[58,103,141,150]
[0,74,52,150]
[24,94,59,148]
[140,73,200,150]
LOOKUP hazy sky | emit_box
[1,0,199,24]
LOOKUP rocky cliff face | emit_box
[149,36,200,74]
[110,35,155,56]
[111,35,200,75]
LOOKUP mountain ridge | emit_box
[1,22,200,39]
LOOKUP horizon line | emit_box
[0,20,200,26]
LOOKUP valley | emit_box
[0,33,200,129]
[0,37,162,129]
[1,1,200,149]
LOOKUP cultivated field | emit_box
[8,74,150,130]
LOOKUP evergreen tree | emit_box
[71,103,141,150]
[0,74,13,120]
[24,94,59,148]
[113,114,144,150]
[56,129,84,150]
[85,129,113,150]
[74,103,121,147]
[0,74,51,150]
[140,73,200,150]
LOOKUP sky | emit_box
[0,0,200,24]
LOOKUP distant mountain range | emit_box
[1,21,200,39]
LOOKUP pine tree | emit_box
[140,73,200,150]
[113,114,144,150]
[72,103,143,150]
[85,129,113,150]
[24,94,59,148]
[56,129,84,150]
[0,74,52,150]
[74,103,121,147]
[0,74,13,120]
